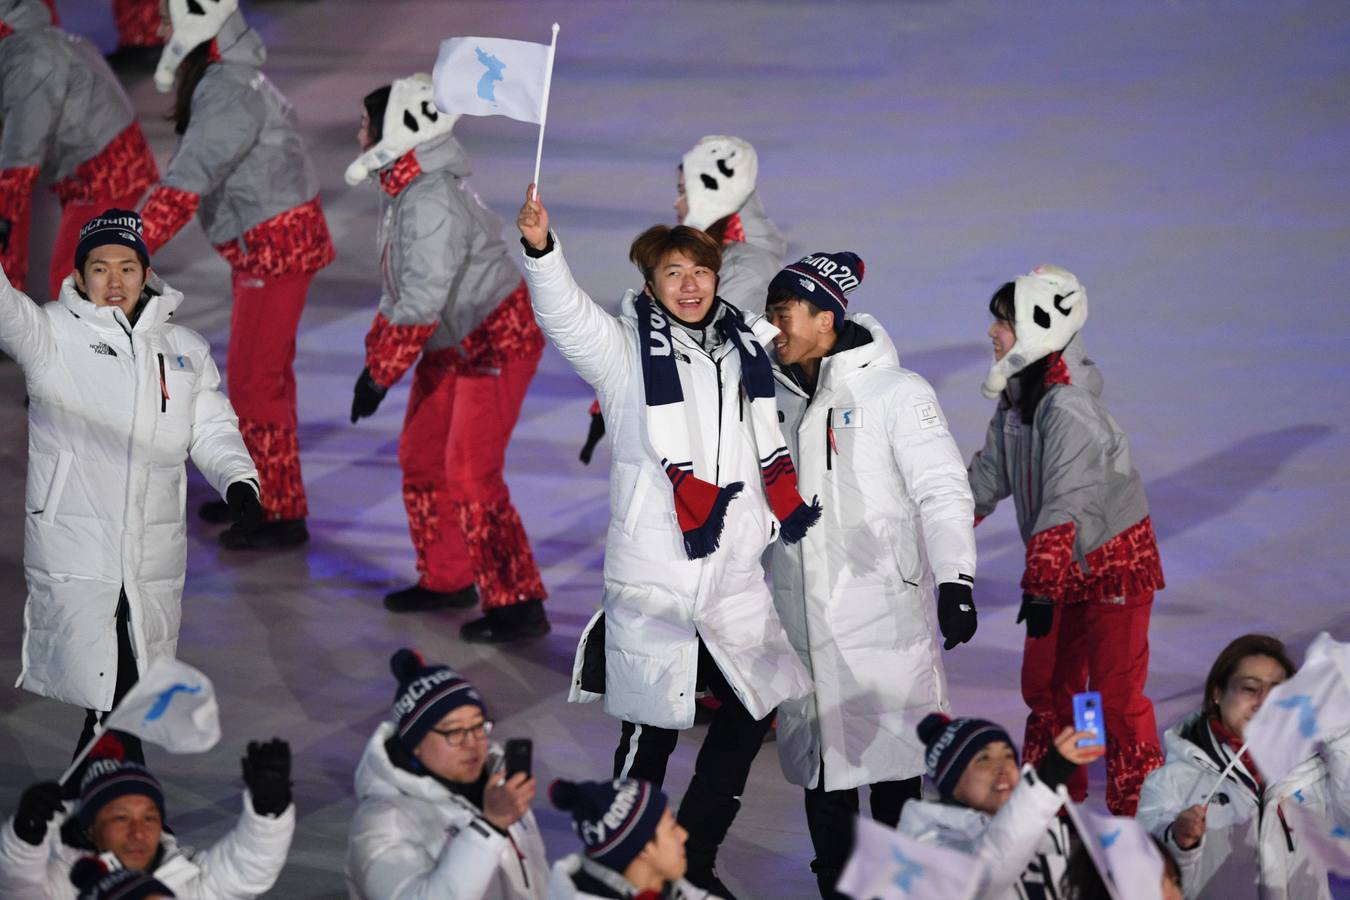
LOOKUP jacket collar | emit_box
[56,272,183,334]
[354,721,504,810]
[774,312,894,398]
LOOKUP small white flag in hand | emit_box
[1284,799,1350,876]
[1063,797,1163,900]
[433,35,552,124]
[103,657,221,753]
[838,817,982,900]
[1246,632,1350,784]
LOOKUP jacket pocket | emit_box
[36,451,74,525]
[616,462,652,538]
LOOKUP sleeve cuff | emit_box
[521,232,556,258]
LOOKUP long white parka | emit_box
[523,238,811,730]
[769,316,976,791]
[1136,715,1350,899]
[346,722,549,900]
[0,266,257,710]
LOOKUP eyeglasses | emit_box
[428,720,493,747]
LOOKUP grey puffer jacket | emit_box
[716,191,786,310]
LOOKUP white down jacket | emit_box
[346,722,549,900]
[0,793,295,900]
[769,316,976,791]
[1136,715,1350,899]
[898,767,1072,899]
[0,266,256,711]
[523,238,812,730]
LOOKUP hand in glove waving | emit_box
[937,581,978,650]
[13,781,64,845]
[242,739,292,817]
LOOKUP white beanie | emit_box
[982,265,1088,399]
[154,0,240,93]
[345,74,459,187]
[681,135,758,231]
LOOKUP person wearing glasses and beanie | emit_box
[346,648,548,900]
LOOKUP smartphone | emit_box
[504,738,533,779]
[1072,691,1106,748]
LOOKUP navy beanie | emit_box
[71,856,175,899]
[74,209,149,273]
[768,251,864,331]
[78,735,166,829]
[550,778,668,873]
[917,712,1017,801]
[390,648,486,752]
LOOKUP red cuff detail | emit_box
[53,123,159,207]
[139,185,200,255]
[379,151,422,197]
[214,196,335,279]
[1021,521,1076,599]
[365,312,439,388]
[0,166,39,291]
[456,280,544,370]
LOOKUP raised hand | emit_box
[516,184,550,251]
[483,771,536,831]
[1052,726,1107,767]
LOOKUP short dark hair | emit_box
[988,281,1016,321]
[1202,634,1297,718]
[628,225,721,283]
[765,283,826,318]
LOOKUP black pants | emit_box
[73,592,144,771]
[805,771,922,899]
[612,639,774,874]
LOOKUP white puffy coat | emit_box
[1136,716,1350,899]
[0,267,257,711]
[345,722,549,900]
[0,793,295,899]
[898,767,1071,899]
[769,316,976,791]
[523,239,811,730]
[545,854,719,899]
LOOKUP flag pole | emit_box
[1057,786,1124,900]
[60,721,109,787]
[1199,740,1249,808]
[530,22,561,200]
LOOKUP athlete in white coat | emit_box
[346,650,548,900]
[0,735,295,900]
[517,188,815,896]
[1136,634,1350,899]
[762,253,977,898]
[0,210,259,760]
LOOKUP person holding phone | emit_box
[346,648,548,900]
[966,266,1164,815]
[897,713,1104,899]
[1136,634,1350,899]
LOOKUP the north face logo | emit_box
[797,277,816,293]
[90,342,117,357]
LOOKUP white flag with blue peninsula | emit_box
[838,817,981,900]
[433,34,553,124]
[1245,632,1350,783]
[101,656,221,753]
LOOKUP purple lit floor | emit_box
[2,1,1348,896]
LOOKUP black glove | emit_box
[1016,593,1054,639]
[13,781,64,846]
[579,408,606,464]
[0,218,11,253]
[226,481,264,534]
[350,368,387,424]
[242,739,292,817]
[937,581,977,650]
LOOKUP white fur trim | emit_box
[681,135,758,231]
[345,73,459,186]
[154,0,240,93]
[981,264,1088,399]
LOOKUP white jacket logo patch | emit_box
[832,408,862,428]
[89,342,117,357]
[914,402,941,430]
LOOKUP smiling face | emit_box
[951,741,1020,815]
[90,794,162,872]
[75,245,148,316]
[412,706,490,784]
[647,249,717,324]
[766,296,835,365]
[989,317,1016,362]
[1213,654,1288,739]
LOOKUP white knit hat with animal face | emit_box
[154,0,240,93]
[982,264,1088,399]
[345,73,459,186]
[680,135,758,231]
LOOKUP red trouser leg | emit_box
[49,193,145,302]
[1085,592,1163,815]
[398,351,474,592]
[444,350,546,610]
[1022,601,1092,801]
[226,269,310,521]
[112,0,164,47]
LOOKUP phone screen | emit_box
[1072,691,1106,748]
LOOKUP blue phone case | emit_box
[1072,691,1106,747]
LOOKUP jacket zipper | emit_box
[157,353,169,412]
[713,356,724,484]
[825,407,834,470]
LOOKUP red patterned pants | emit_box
[49,192,146,301]
[1021,591,1163,815]
[399,345,546,610]
[113,0,163,48]
[227,268,310,521]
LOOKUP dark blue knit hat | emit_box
[78,734,166,829]
[71,856,175,899]
[74,209,150,273]
[550,778,669,873]
[390,648,486,752]
[768,251,865,331]
[917,712,1017,801]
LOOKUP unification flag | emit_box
[1246,632,1350,784]
[838,817,982,900]
[102,657,221,753]
[1063,797,1163,900]
[433,35,553,124]
[1284,800,1350,877]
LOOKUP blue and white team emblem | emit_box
[833,408,862,429]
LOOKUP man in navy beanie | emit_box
[762,251,978,898]
[549,777,724,899]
